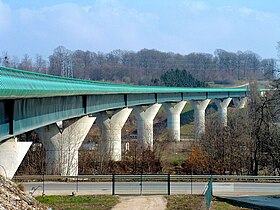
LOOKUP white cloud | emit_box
[183,0,209,12]
[4,1,159,54]
[0,0,279,58]
[0,0,12,30]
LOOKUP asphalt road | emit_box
[22,181,280,196]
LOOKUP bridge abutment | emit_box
[134,103,162,150]
[190,99,211,139]
[0,138,32,179]
[36,116,95,176]
[214,98,232,126]
[96,108,132,161]
[163,101,187,141]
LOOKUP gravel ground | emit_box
[112,195,167,210]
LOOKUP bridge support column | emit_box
[0,138,32,179]
[163,101,187,141]
[96,108,132,161]
[214,98,232,126]
[190,99,211,139]
[36,116,95,176]
[233,97,247,108]
[134,103,162,150]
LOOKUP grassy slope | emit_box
[36,195,119,210]
[166,195,252,210]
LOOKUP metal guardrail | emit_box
[171,175,280,179]
[14,175,113,180]
[14,174,280,181]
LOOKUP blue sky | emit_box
[1,0,280,59]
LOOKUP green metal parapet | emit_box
[0,66,249,99]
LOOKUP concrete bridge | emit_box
[0,66,248,178]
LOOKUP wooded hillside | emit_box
[1,46,277,85]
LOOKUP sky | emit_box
[0,0,280,59]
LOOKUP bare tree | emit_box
[34,54,48,73]
[49,46,73,77]
[19,54,33,71]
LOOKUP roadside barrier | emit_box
[203,176,213,209]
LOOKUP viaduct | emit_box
[0,66,248,178]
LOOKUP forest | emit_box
[0,46,277,86]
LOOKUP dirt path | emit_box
[112,195,167,210]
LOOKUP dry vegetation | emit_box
[166,195,206,210]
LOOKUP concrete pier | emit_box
[163,101,187,141]
[214,98,232,126]
[96,108,132,161]
[134,103,162,150]
[190,99,211,138]
[0,138,32,179]
[37,116,95,175]
[233,97,247,108]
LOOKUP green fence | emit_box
[204,176,213,209]
[112,174,170,195]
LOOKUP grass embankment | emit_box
[36,195,119,210]
[166,195,251,210]
[166,195,206,209]
[211,198,251,210]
